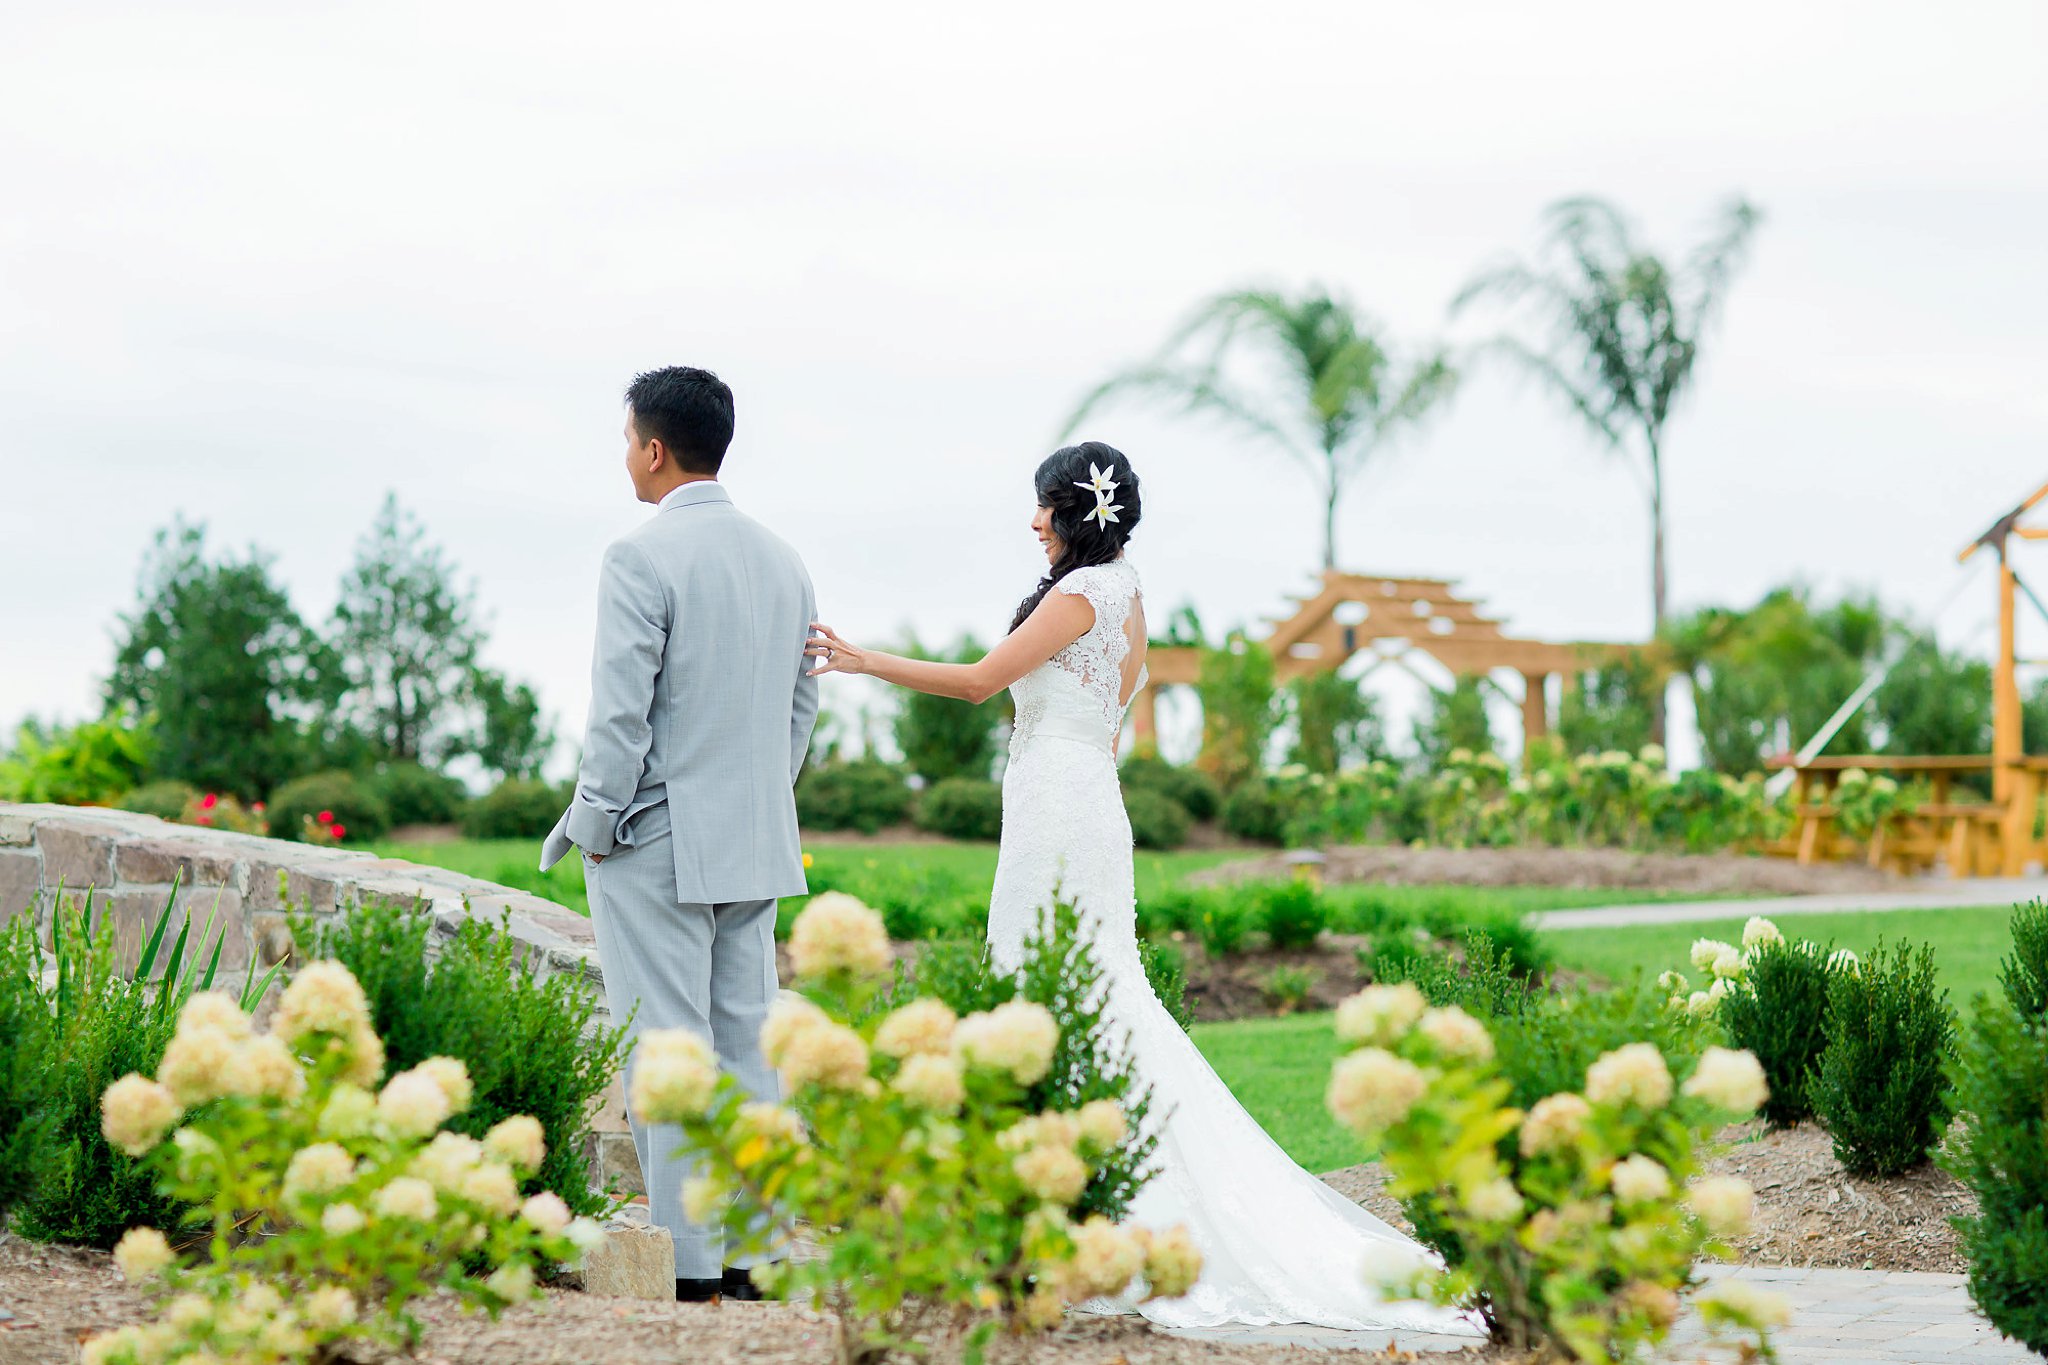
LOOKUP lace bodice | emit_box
[1008,560,1147,758]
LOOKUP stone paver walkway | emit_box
[1534,877,2048,932]
[1163,1266,2033,1361]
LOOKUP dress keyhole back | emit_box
[1119,594,1148,710]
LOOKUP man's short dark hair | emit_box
[625,367,735,475]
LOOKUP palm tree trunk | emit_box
[1647,432,1668,745]
[1322,455,1340,571]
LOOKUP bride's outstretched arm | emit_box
[806,592,1094,703]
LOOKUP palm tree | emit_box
[1061,288,1457,570]
[1454,195,1761,632]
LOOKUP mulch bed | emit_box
[0,1121,1967,1364]
[1194,846,1899,897]
[1318,1120,1971,1277]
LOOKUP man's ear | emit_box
[644,437,669,475]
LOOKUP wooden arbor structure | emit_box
[1129,570,1627,749]
[1772,481,2048,877]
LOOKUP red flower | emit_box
[318,810,334,823]
[252,803,266,813]
[330,824,347,841]
[201,793,218,810]
[197,814,214,825]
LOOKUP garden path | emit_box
[1533,877,2048,931]
[1164,1265,2032,1361]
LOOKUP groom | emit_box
[541,366,819,1303]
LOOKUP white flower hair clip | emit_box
[1074,462,1120,498]
[1075,461,1123,530]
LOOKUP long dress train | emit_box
[985,560,1480,1335]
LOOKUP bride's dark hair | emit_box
[1008,441,1142,633]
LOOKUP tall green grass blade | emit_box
[137,870,185,980]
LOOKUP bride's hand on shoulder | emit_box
[806,623,867,677]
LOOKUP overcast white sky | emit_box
[4,1,2045,768]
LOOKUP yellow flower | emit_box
[1334,983,1426,1047]
[892,1053,967,1113]
[787,892,892,979]
[1014,1144,1090,1205]
[177,991,253,1041]
[953,1001,1060,1086]
[283,1142,357,1199]
[1682,1047,1769,1115]
[1326,1048,1427,1136]
[1417,1006,1494,1062]
[777,1019,870,1091]
[1065,1216,1145,1298]
[416,1056,475,1113]
[1687,1176,1756,1237]
[378,1069,454,1138]
[157,1024,237,1108]
[874,999,957,1058]
[1141,1225,1203,1299]
[1076,1099,1128,1149]
[272,961,372,1045]
[802,852,814,870]
[484,1115,547,1174]
[1585,1043,1673,1110]
[100,1074,182,1157]
[374,1177,439,1221]
[1519,1092,1592,1157]
[1609,1154,1672,1204]
[232,1034,306,1101]
[112,1227,174,1283]
[630,1028,720,1122]
[520,1191,573,1235]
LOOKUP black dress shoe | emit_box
[721,1265,767,1301]
[677,1277,722,1303]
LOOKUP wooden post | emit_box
[1520,671,1550,748]
[2003,767,2038,877]
[1129,686,1160,750]
[1996,555,2022,803]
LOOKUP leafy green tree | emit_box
[329,495,484,764]
[1558,659,1658,757]
[1287,670,1384,774]
[1063,287,1457,569]
[106,522,334,799]
[892,637,1007,784]
[464,668,554,781]
[1413,676,1495,768]
[1456,196,1760,631]
[1665,587,1883,772]
[1195,632,1279,789]
[1874,637,1992,757]
[0,712,156,806]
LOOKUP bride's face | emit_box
[1031,503,1063,564]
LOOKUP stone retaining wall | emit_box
[0,801,640,1194]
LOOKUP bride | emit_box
[804,443,1478,1337]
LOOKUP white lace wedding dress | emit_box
[986,560,1479,1336]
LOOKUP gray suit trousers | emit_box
[584,808,780,1278]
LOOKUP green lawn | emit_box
[1189,1012,1364,1173]
[372,837,1250,921]
[1544,907,2016,1005]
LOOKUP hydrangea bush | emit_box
[83,964,603,1365]
[1326,983,1788,1362]
[635,893,1202,1365]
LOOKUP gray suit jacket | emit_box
[541,482,819,904]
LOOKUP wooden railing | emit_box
[1767,754,2048,878]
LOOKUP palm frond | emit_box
[1470,335,1627,450]
[1058,363,1312,471]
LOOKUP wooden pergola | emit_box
[1771,480,2048,877]
[1130,570,1636,749]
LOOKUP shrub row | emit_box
[114,764,566,847]
[0,885,625,1244]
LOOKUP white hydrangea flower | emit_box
[321,1202,367,1236]
[953,1001,1060,1086]
[283,1142,357,1198]
[1690,939,1738,972]
[873,999,957,1058]
[787,893,892,979]
[377,1069,453,1138]
[1334,983,1427,1047]
[1326,1048,1428,1136]
[374,1176,439,1222]
[100,1074,182,1157]
[1585,1043,1674,1110]
[892,1053,966,1113]
[630,1028,720,1121]
[1014,1143,1090,1205]
[1519,1092,1592,1157]
[484,1115,547,1174]
[1609,1154,1672,1204]
[520,1191,573,1235]
[1418,1006,1494,1062]
[1465,1177,1525,1223]
[1682,1047,1769,1115]
[1741,917,1783,952]
[1687,1175,1756,1236]
[113,1227,173,1283]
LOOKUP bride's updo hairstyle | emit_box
[1008,441,1142,633]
